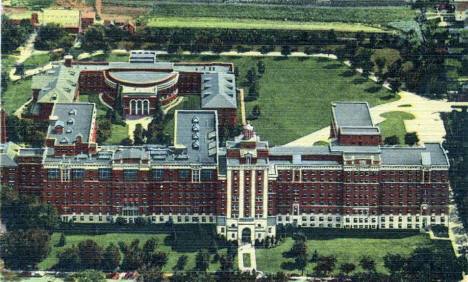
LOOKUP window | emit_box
[178,169,191,179]
[201,169,215,181]
[152,169,165,180]
[193,169,200,182]
[99,168,112,180]
[48,169,60,180]
[124,170,138,180]
[72,169,85,180]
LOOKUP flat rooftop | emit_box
[47,103,95,145]
[175,110,218,164]
[332,102,374,127]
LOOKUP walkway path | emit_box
[98,93,113,110]
[238,243,257,272]
[126,117,153,141]
[13,97,33,118]
[239,88,246,125]
[162,96,184,115]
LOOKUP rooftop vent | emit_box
[65,128,73,134]
[67,118,74,125]
[69,109,77,115]
[192,124,200,132]
[192,140,200,150]
[192,116,199,123]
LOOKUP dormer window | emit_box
[65,128,72,134]
[69,109,77,115]
[67,118,74,125]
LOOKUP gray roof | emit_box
[0,142,20,167]
[129,50,157,64]
[174,110,218,164]
[381,143,449,166]
[332,102,374,127]
[340,126,380,135]
[330,145,381,154]
[108,70,174,84]
[47,103,95,145]
[201,73,237,109]
[269,146,333,156]
[33,64,81,104]
[114,148,149,160]
[0,154,17,167]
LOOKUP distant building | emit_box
[7,8,95,33]
[455,0,468,21]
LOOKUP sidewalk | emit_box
[238,243,257,272]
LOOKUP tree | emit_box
[250,105,261,120]
[72,270,106,282]
[404,132,419,146]
[383,253,405,276]
[384,135,399,145]
[120,138,133,146]
[281,45,291,57]
[138,265,163,282]
[2,16,33,54]
[57,233,66,247]
[57,246,80,271]
[257,60,265,74]
[219,254,233,272]
[35,23,73,50]
[77,240,104,269]
[339,263,355,276]
[80,25,110,51]
[195,249,209,271]
[1,187,59,231]
[388,78,402,95]
[314,255,336,276]
[246,68,257,85]
[356,31,365,46]
[327,29,337,43]
[102,243,121,271]
[359,255,376,273]
[247,81,259,101]
[175,255,188,271]
[133,123,145,145]
[150,252,168,268]
[0,230,51,269]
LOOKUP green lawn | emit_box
[79,93,129,144]
[147,17,385,33]
[242,253,251,268]
[156,54,397,146]
[79,53,129,62]
[38,233,226,272]
[163,95,201,140]
[1,77,32,114]
[23,53,51,69]
[1,55,18,74]
[256,230,455,275]
[378,111,415,144]
[106,124,129,144]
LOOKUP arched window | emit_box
[137,100,143,115]
[143,100,149,115]
[131,100,137,115]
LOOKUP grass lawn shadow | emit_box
[365,86,383,93]
[340,70,355,77]
[352,77,367,84]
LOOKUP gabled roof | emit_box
[34,65,81,104]
[201,73,237,109]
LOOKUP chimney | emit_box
[64,55,73,67]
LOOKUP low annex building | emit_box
[0,100,450,243]
[31,51,237,126]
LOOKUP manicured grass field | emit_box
[146,17,385,32]
[256,230,455,275]
[156,54,397,146]
[38,232,227,272]
[23,53,51,69]
[1,77,32,114]
[1,55,18,74]
[78,53,129,62]
[378,111,415,144]
[120,2,418,26]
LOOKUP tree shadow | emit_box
[352,78,367,84]
[380,94,395,101]
[316,57,330,63]
[340,70,355,77]
[274,56,289,61]
[200,55,220,61]
[280,261,297,271]
[298,57,309,62]
[323,63,342,69]
[365,86,382,93]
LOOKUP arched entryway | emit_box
[241,227,251,243]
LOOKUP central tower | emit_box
[217,124,276,243]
